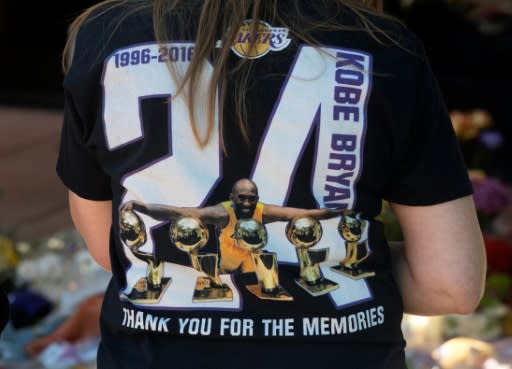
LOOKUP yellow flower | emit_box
[450,109,493,141]
[0,236,19,268]
[468,169,487,180]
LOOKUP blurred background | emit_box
[0,0,99,242]
[0,1,511,368]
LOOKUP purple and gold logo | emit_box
[221,20,291,59]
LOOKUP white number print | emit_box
[103,42,373,310]
[252,45,373,308]
[103,42,236,310]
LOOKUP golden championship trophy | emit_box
[286,216,339,296]
[170,216,233,302]
[120,208,171,303]
[331,214,375,279]
[233,219,293,301]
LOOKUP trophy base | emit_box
[192,277,233,302]
[123,277,172,304]
[295,277,339,297]
[331,265,375,280]
[246,284,293,301]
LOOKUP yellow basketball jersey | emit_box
[218,201,264,272]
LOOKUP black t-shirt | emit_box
[56,3,472,369]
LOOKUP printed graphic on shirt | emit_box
[216,19,291,59]
[118,180,375,306]
[119,305,386,337]
[102,41,373,318]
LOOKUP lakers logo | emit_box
[221,20,291,59]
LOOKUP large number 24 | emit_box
[102,41,372,309]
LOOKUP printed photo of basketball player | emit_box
[120,178,343,273]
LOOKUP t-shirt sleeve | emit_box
[56,13,113,202]
[383,39,473,206]
[56,91,112,201]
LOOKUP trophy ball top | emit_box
[338,215,363,241]
[170,216,209,253]
[232,218,268,252]
[286,216,322,248]
[119,209,147,248]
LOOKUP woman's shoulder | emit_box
[78,2,150,42]
[299,3,426,62]
[70,1,153,64]
[363,10,426,57]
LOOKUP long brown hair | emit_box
[62,0,400,152]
